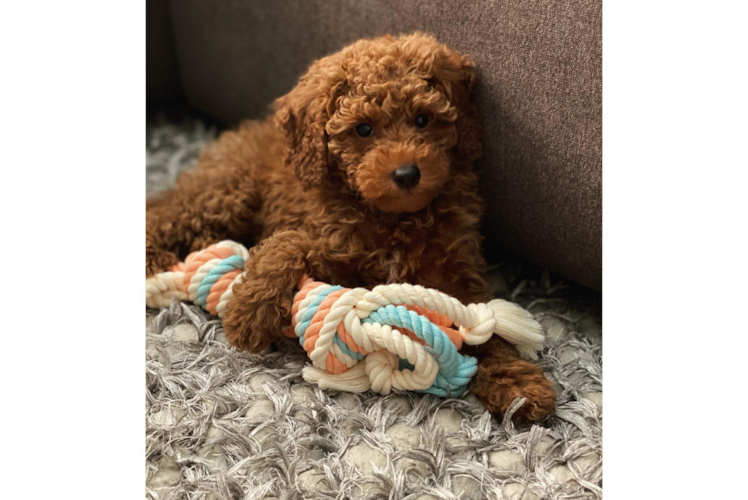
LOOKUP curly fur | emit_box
[463,336,556,421]
[145,33,555,421]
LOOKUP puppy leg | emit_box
[222,230,316,352]
[146,132,262,277]
[462,337,556,421]
[455,281,556,420]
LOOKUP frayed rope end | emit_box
[302,364,372,393]
[487,299,545,360]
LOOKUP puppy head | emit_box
[275,33,480,213]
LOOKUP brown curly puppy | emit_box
[146,33,555,421]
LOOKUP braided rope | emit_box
[146,240,545,397]
[145,241,247,316]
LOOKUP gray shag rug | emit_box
[146,115,603,500]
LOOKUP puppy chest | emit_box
[359,241,430,285]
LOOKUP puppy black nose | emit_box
[391,165,421,189]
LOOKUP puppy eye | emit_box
[355,123,373,137]
[415,114,429,128]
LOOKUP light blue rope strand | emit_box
[292,286,363,360]
[295,286,343,346]
[429,357,478,396]
[367,305,459,377]
[364,304,479,396]
[396,358,474,397]
[196,255,245,308]
[333,335,365,361]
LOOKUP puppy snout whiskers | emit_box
[391,164,421,189]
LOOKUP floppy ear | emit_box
[274,57,345,189]
[453,55,482,166]
[430,50,482,166]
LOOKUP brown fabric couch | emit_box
[148,0,602,291]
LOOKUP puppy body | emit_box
[147,118,487,293]
[146,33,555,420]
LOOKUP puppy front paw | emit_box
[222,280,293,353]
[222,229,314,352]
[470,360,556,422]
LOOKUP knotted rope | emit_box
[146,241,248,316]
[146,241,545,397]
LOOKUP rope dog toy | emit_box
[146,241,545,397]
